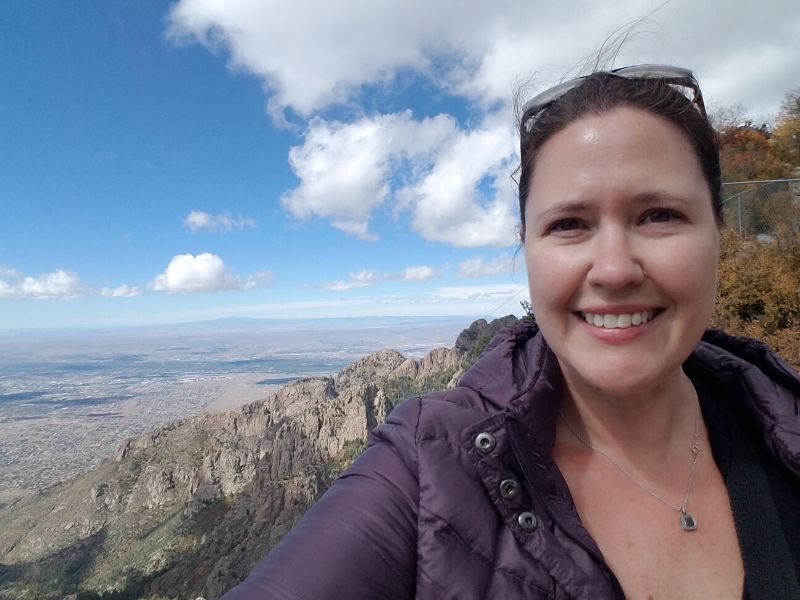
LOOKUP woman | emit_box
[223,66,800,599]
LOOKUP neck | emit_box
[557,366,698,460]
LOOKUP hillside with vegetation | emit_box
[0,317,515,600]
[712,88,800,366]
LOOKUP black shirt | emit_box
[695,374,800,600]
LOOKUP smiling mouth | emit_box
[577,309,665,329]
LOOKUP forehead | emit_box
[526,107,710,216]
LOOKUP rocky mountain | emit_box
[0,316,519,600]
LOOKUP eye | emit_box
[547,218,585,234]
[640,207,683,224]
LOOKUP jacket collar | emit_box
[691,329,800,477]
[458,321,800,473]
[458,321,561,455]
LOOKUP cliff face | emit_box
[0,316,518,600]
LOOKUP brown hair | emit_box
[517,73,722,241]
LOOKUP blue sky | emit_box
[2,0,798,329]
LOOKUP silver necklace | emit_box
[558,400,701,532]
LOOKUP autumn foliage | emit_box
[772,90,800,168]
[713,228,800,366]
[718,127,787,181]
[712,88,800,367]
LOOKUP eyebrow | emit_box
[632,190,695,207]
[532,200,591,222]
[531,191,695,222]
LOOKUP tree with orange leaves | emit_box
[772,88,800,170]
[718,124,789,181]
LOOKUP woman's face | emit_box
[524,106,720,397]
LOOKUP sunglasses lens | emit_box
[521,65,705,134]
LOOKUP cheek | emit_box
[652,237,719,307]
[525,244,584,310]
[524,247,547,312]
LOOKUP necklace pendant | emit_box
[680,511,698,531]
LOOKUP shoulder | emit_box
[697,329,800,391]
[691,329,800,404]
[690,329,800,476]
[369,386,498,465]
[367,320,549,471]
[369,319,551,450]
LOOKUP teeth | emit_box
[617,313,632,328]
[581,310,656,329]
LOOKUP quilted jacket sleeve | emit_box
[220,397,422,600]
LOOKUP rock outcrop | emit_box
[0,316,518,600]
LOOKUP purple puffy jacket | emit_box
[222,323,800,599]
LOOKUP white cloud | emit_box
[167,0,456,117]
[168,0,800,247]
[399,117,518,247]
[166,0,800,121]
[243,270,273,290]
[401,265,437,282]
[183,210,256,232]
[167,0,800,248]
[322,263,440,290]
[163,0,640,117]
[101,285,142,298]
[284,111,517,246]
[282,111,455,241]
[323,269,380,292]
[150,253,268,294]
[434,283,527,301]
[0,267,84,300]
[458,254,515,279]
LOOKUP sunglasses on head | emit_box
[521,64,707,133]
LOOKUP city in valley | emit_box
[0,316,467,507]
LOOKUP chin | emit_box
[590,375,661,398]
[559,358,679,399]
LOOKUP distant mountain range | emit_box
[0,316,518,600]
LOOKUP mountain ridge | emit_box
[0,315,519,600]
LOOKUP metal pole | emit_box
[737,197,742,236]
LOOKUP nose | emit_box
[586,227,644,290]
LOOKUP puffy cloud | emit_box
[101,285,142,298]
[0,267,84,300]
[166,0,800,121]
[166,0,459,117]
[284,112,517,246]
[399,118,518,247]
[401,265,437,282]
[282,112,455,241]
[168,0,800,250]
[167,0,800,250]
[183,210,256,232]
[458,254,515,278]
[150,253,268,294]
